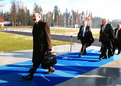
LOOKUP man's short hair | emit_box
[102,18,107,22]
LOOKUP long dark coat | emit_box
[118,29,121,50]
[99,24,115,56]
[99,24,115,43]
[32,20,52,63]
[113,28,119,49]
[114,28,118,36]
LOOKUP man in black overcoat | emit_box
[77,20,94,57]
[22,13,55,80]
[113,24,121,54]
[99,18,115,60]
[117,27,121,54]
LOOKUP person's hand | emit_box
[47,50,51,54]
[77,37,79,40]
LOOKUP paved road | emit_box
[1,31,101,46]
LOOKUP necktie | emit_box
[82,27,85,37]
[102,25,105,32]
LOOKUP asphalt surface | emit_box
[1,31,101,46]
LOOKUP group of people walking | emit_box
[99,19,121,60]
[22,12,121,80]
[77,18,121,61]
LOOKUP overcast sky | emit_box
[0,0,121,21]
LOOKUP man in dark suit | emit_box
[77,20,94,57]
[114,24,121,54]
[99,18,115,60]
[22,13,55,80]
[118,29,121,54]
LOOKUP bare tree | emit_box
[9,1,17,26]
[33,3,42,13]
[16,1,30,26]
[24,7,29,26]
[18,5,26,26]
[16,1,21,25]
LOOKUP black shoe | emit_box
[79,52,82,57]
[99,57,103,60]
[79,53,82,57]
[83,52,86,55]
[79,54,82,57]
[108,55,111,58]
[117,51,120,55]
[108,54,113,58]
[22,74,33,80]
[103,56,107,59]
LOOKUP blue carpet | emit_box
[0,49,121,86]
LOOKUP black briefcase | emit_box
[41,52,57,69]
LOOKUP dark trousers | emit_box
[100,42,113,58]
[80,43,86,54]
[113,39,121,54]
[80,38,87,54]
[100,42,107,58]
[29,61,41,75]
[113,39,118,53]
[30,52,45,75]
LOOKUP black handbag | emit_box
[41,52,57,69]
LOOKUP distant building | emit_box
[0,16,5,27]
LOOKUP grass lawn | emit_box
[0,32,72,52]
[50,29,79,36]
[93,34,99,38]
[51,28,99,38]
[0,28,4,31]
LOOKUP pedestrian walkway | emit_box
[0,44,121,86]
